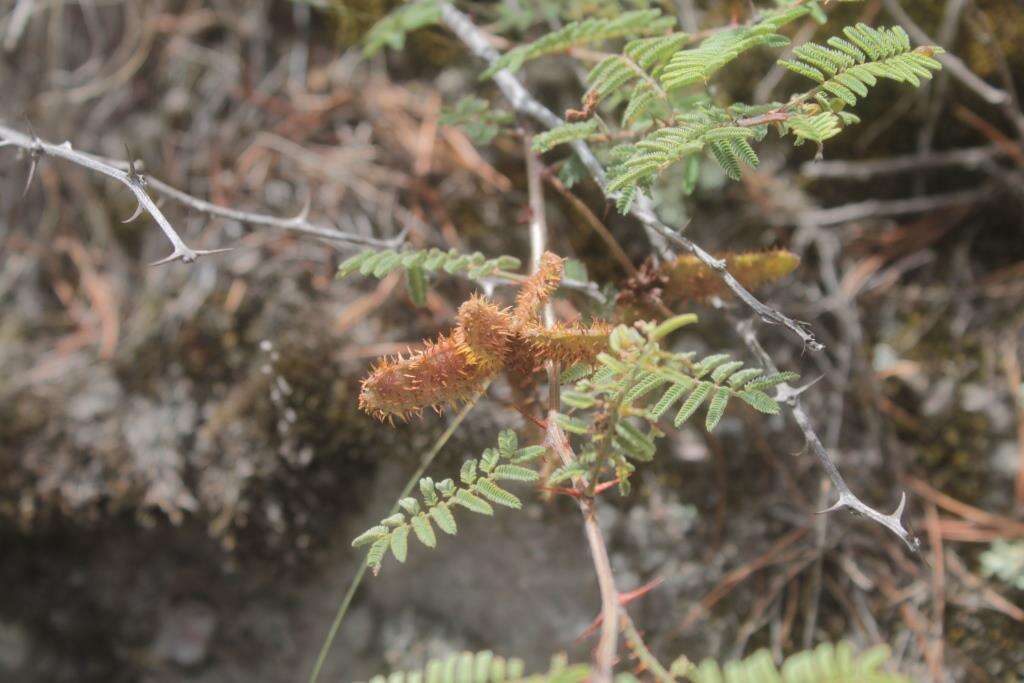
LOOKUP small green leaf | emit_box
[389,525,409,562]
[651,313,699,341]
[405,265,428,307]
[410,514,436,548]
[337,250,374,278]
[674,382,712,427]
[710,360,745,384]
[498,429,518,457]
[372,251,404,277]
[728,368,763,388]
[366,537,389,569]
[460,459,478,485]
[738,389,780,414]
[561,390,597,409]
[430,504,458,534]
[398,497,420,515]
[352,525,388,547]
[745,371,799,391]
[512,445,547,464]
[454,489,494,515]
[492,464,540,482]
[480,447,499,473]
[649,382,690,420]
[555,413,590,434]
[705,386,731,431]
[382,513,406,527]
[475,479,522,509]
[419,477,438,506]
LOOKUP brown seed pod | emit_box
[661,249,800,305]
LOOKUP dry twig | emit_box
[0,124,402,265]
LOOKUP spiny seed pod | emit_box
[662,250,799,304]
[359,333,497,421]
[359,249,612,422]
[523,321,612,368]
[456,294,513,371]
[514,252,564,323]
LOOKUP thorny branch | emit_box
[735,318,921,552]
[524,132,620,682]
[437,3,823,352]
[0,124,402,264]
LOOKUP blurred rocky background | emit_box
[1,1,1024,681]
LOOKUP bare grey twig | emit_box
[0,123,223,264]
[801,145,1008,180]
[437,3,823,351]
[735,318,921,552]
[797,187,992,227]
[0,124,403,263]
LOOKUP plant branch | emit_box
[0,124,402,263]
[524,133,618,681]
[734,318,920,551]
[437,3,822,351]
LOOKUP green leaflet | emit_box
[338,248,522,299]
[455,488,493,515]
[474,479,522,509]
[779,25,943,111]
[430,504,458,535]
[481,9,676,79]
[675,382,713,426]
[410,514,436,548]
[355,431,542,573]
[705,386,731,431]
[389,525,409,563]
[739,389,781,415]
[686,642,909,683]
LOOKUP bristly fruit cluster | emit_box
[358,252,612,421]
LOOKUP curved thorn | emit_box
[149,251,186,266]
[816,498,847,515]
[23,156,37,197]
[892,490,907,518]
[122,203,145,223]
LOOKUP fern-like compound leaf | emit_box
[780,25,943,110]
[362,650,527,683]
[481,9,676,79]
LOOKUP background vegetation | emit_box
[1,0,1023,681]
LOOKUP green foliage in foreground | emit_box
[361,642,909,683]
